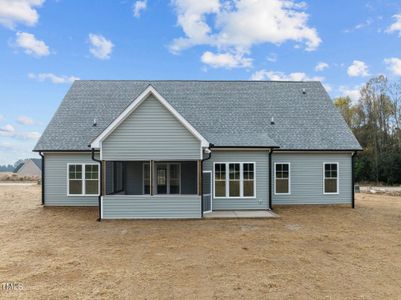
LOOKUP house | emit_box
[33,80,362,220]
[14,158,42,178]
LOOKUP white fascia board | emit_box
[90,85,209,149]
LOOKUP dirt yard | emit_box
[0,185,400,299]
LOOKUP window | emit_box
[243,163,254,197]
[324,163,338,194]
[229,163,240,197]
[275,163,290,194]
[214,162,255,198]
[214,163,226,197]
[68,164,99,196]
[68,164,82,195]
[85,165,99,195]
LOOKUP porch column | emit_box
[150,160,154,196]
[198,160,202,196]
[102,160,106,195]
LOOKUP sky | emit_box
[0,0,401,165]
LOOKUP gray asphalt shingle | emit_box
[34,80,362,151]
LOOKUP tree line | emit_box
[334,75,401,185]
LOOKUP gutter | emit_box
[201,143,214,218]
[268,148,273,210]
[39,152,45,205]
[91,148,102,222]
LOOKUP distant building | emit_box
[14,159,42,178]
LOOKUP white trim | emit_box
[323,162,340,195]
[274,162,291,195]
[203,170,213,213]
[67,163,100,196]
[91,85,209,149]
[213,162,256,199]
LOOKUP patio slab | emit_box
[203,210,279,219]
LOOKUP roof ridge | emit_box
[75,80,321,83]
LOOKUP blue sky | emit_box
[0,0,401,165]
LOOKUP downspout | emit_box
[268,148,273,210]
[39,152,45,205]
[352,151,356,209]
[91,148,102,221]
[201,143,213,218]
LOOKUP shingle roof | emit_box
[34,80,362,151]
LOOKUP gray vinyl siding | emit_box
[102,195,201,219]
[203,151,269,210]
[44,153,99,206]
[272,153,352,205]
[102,95,201,161]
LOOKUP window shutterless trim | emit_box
[323,162,339,195]
[213,162,256,199]
[67,163,100,196]
[274,162,291,195]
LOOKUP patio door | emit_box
[203,171,212,213]
[156,163,180,194]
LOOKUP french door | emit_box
[155,163,180,194]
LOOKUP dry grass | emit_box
[1,186,401,299]
[0,172,39,182]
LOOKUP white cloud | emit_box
[133,0,147,18]
[250,70,323,81]
[17,115,34,126]
[0,114,4,121]
[386,14,401,36]
[0,123,40,140]
[384,57,401,76]
[339,85,361,103]
[170,0,321,68]
[201,51,252,68]
[315,62,329,72]
[267,53,278,62]
[15,31,49,57]
[88,33,114,60]
[347,60,369,77]
[0,0,44,29]
[28,73,79,84]
[0,124,15,134]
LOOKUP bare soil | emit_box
[1,186,400,299]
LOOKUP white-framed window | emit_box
[213,162,256,198]
[67,163,100,196]
[323,162,339,194]
[274,163,291,195]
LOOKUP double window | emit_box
[214,162,255,198]
[68,164,99,196]
[274,163,290,194]
[323,163,339,194]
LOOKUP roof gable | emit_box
[90,85,209,148]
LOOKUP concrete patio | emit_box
[203,210,279,219]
